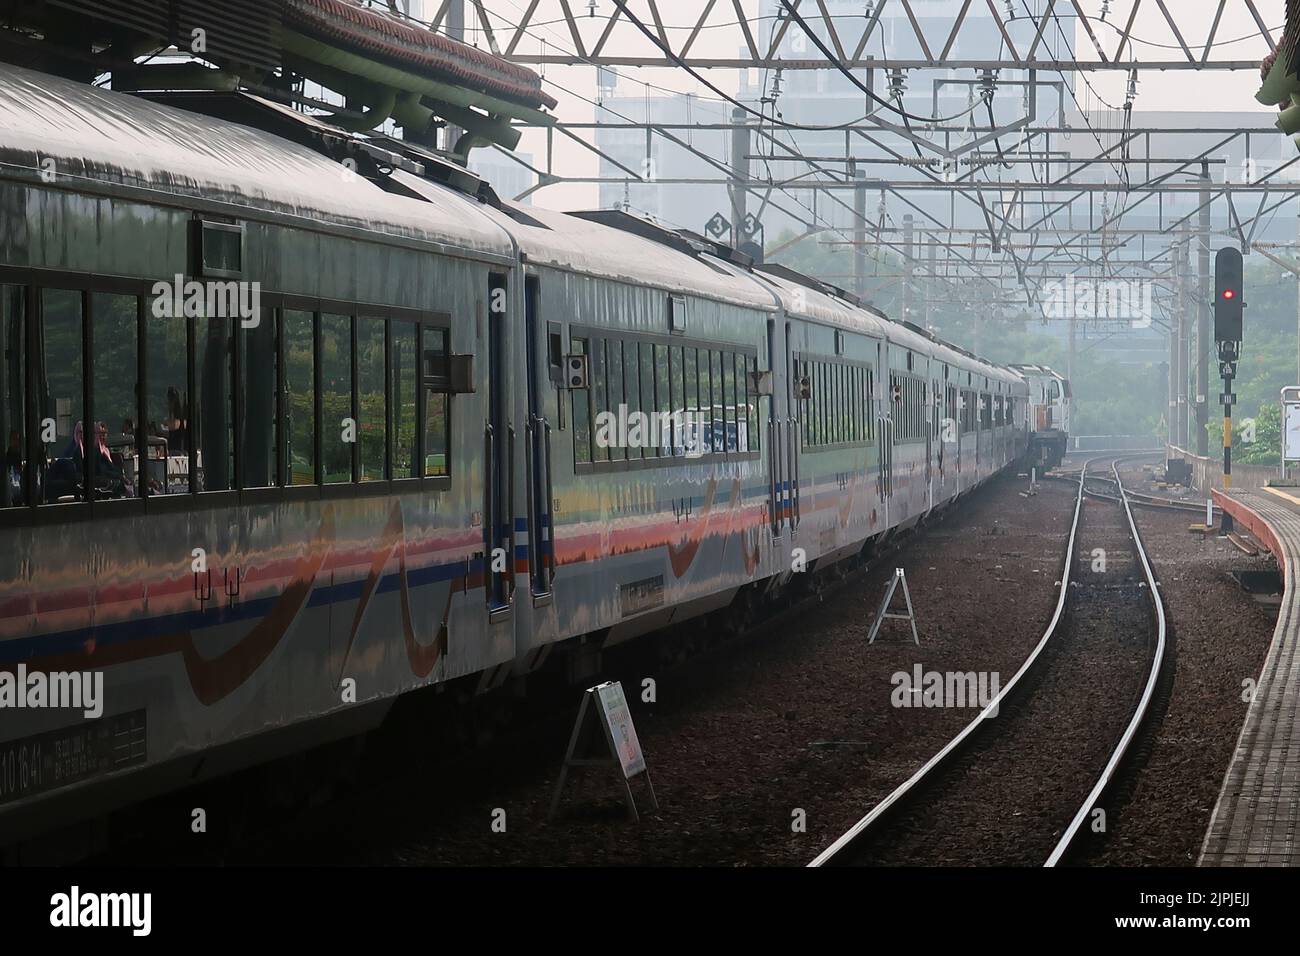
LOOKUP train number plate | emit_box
[0,710,147,806]
[619,575,665,618]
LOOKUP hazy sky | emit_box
[443,1,1287,210]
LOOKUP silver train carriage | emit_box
[0,64,1031,844]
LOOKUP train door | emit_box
[484,273,512,621]
[785,321,801,535]
[877,342,892,523]
[522,276,555,605]
[927,373,937,511]
[767,318,786,539]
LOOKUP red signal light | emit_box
[1223,289,1235,299]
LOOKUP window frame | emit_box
[0,266,454,528]
[569,322,761,474]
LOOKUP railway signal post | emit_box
[1215,246,1244,531]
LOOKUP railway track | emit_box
[809,454,1169,867]
[1052,462,1215,516]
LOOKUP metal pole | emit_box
[926,238,936,332]
[729,107,749,250]
[854,169,867,299]
[902,214,914,325]
[1176,227,1188,450]
[1168,242,1179,453]
[1197,164,1212,457]
[445,0,465,152]
[1068,304,1076,385]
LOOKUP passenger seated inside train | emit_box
[44,420,133,502]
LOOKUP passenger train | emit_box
[0,64,1068,845]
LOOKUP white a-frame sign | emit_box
[548,681,658,822]
[867,567,920,645]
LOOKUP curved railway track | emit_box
[809,454,1169,867]
[1052,463,1215,515]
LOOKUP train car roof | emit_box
[470,200,778,310]
[0,63,514,260]
[744,267,889,337]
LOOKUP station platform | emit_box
[1200,486,1300,865]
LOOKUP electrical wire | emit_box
[773,0,997,125]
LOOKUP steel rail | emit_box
[809,452,1167,867]
[807,456,1093,867]
[1043,456,1168,867]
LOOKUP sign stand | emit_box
[867,568,920,645]
[1282,387,1300,484]
[548,681,658,823]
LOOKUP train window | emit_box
[39,289,86,504]
[707,350,721,454]
[865,369,872,441]
[822,362,832,445]
[854,367,863,443]
[321,313,353,484]
[284,309,316,485]
[668,346,682,456]
[818,362,828,446]
[844,366,853,444]
[639,342,655,459]
[195,312,235,492]
[838,364,848,444]
[717,350,731,452]
[620,340,636,459]
[684,347,700,442]
[655,344,671,456]
[624,340,642,460]
[592,339,609,462]
[91,293,139,499]
[669,346,683,456]
[421,326,449,478]
[747,354,760,453]
[391,319,419,479]
[847,366,856,443]
[570,336,592,465]
[1,286,25,507]
[240,307,278,489]
[730,353,743,452]
[146,296,189,494]
[357,316,386,482]
[828,364,838,445]
[607,339,626,461]
[855,368,862,442]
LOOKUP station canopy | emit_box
[0,0,554,154]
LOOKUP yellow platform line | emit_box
[1262,486,1300,507]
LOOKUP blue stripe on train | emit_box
[0,554,482,664]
